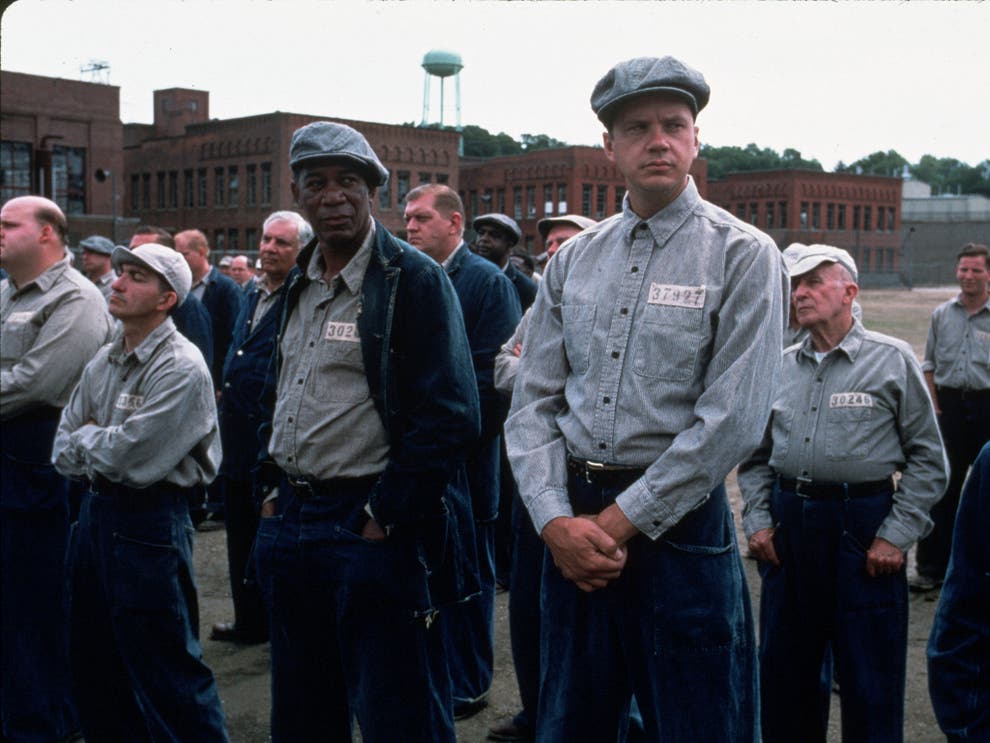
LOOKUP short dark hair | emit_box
[34,202,68,244]
[405,183,465,219]
[133,225,175,249]
[957,242,990,269]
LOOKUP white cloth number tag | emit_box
[5,311,34,324]
[325,321,360,342]
[647,283,706,309]
[115,394,145,411]
[829,392,873,408]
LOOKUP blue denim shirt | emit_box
[263,220,482,611]
[927,441,990,740]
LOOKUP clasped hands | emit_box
[541,504,638,592]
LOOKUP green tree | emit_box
[701,143,823,179]
[520,133,568,151]
[837,150,909,177]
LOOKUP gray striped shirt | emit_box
[922,295,990,390]
[505,178,787,540]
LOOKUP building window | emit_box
[527,186,536,218]
[582,184,593,217]
[183,169,194,207]
[245,227,257,251]
[130,174,140,210]
[168,171,178,209]
[557,183,567,214]
[765,201,775,229]
[396,171,410,203]
[886,247,895,268]
[826,203,835,230]
[496,188,506,214]
[615,186,625,213]
[483,188,493,213]
[436,173,449,185]
[1,141,32,202]
[736,203,746,219]
[214,229,225,251]
[142,173,151,210]
[544,183,553,216]
[470,190,479,219]
[853,205,861,230]
[378,174,392,209]
[876,206,885,232]
[749,202,758,225]
[513,187,523,220]
[800,202,809,230]
[863,206,872,232]
[419,171,431,184]
[156,172,166,209]
[214,167,225,206]
[837,204,846,230]
[597,186,608,219]
[887,207,895,232]
[260,162,272,204]
[51,145,86,214]
[228,228,239,251]
[525,236,535,253]
[875,245,885,271]
[246,164,257,206]
[779,201,788,228]
[198,168,208,207]
[811,202,821,230]
[228,166,239,207]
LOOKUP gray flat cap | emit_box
[786,243,859,283]
[289,121,389,188]
[111,243,193,307]
[472,214,522,246]
[78,235,115,255]
[537,214,597,242]
[591,56,710,125]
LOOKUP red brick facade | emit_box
[707,170,903,275]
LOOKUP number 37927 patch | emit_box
[647,283,706,309]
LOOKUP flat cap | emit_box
[785,243,859,283]
[218,255,233,267]
[537,214,597,242]
[473,214,522,246]
[289,121,389,188]
[111,243,193,307]
[78,235,115,255]
[591,56,710,125]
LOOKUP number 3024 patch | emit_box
[325,322,360,342]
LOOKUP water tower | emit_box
[421,50,463,129]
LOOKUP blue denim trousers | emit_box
[536,474,758,743]
[0,414,78,743]
[254,480,456,743]
[67,487,228,742]
[759,486,907,743]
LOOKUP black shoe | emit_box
[908,574,942,593]
[210,621,268,644]
[454,696,489,721]
[488,715,533,741]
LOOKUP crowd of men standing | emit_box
[1,53,988,743]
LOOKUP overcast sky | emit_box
[2,0,988,169]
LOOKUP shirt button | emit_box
[287,455,293,462]
[611,351,620,359]
[620,307,629,315]
[236,350,244,356]
[309,341,315,347]
[811,406,817,411]
[288,416,293,423]
[631,266,639,273]
[224,382,231,388]
[603,396,611,404]
[804,437,810,442]
[297,378,304,384]
[598,442,607,450]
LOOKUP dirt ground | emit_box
[195,286,959,742]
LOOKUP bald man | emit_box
[1,196,113,742]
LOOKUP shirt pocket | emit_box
[311,341,370,403]
[0,311,41,362]
[825,406,873,460]
[971,329,990,368]
[632,304,704,382]
[770,405,796,460]
[561,304,596,375]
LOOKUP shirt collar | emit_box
[305,220,376,296]
[12,255,71,295]
[442,241,466,271]
[796,317,865,365]
[951,293,990,314]
[109,316,177,365]
[193,266,215,289]
[620,176,700,246]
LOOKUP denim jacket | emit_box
[263,220,482,613]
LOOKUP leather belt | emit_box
[778,476,894,500]
[284,474,378,500]
[567,457,645,486]
[937,386,990,401]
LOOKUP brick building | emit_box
[1,69,127,243]
[459,146,708,253]
[708,170,904,282]
[122,88,460,254]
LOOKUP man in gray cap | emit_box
[738,245,947,743]
[52,242,228,741]
[473,213,537,312]
[254,121,480,742]
[1,195,112,743]
[505,56,786,741]
[78,234,116,300]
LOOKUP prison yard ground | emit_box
[193,286,957,742]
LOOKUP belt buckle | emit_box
[583,460,607,484]
[794,475,813,499]
[288,476,315,499]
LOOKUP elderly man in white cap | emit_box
[53,243,228,741]
[739,244,947,743]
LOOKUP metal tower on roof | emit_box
[420,50,463,130]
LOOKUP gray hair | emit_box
[263,210,314,247]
